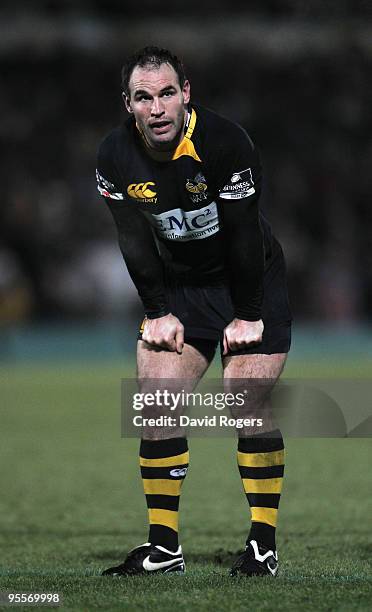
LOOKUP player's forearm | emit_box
[129,276,170,319]
[223,201,264,321]
[118,237,170,319]
[104,198,170,318]
[228,234,264,320]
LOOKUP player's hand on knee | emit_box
[223,318,264,355]
[142,314,184,354]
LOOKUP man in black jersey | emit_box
[97,47,291,578]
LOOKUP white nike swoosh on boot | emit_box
[142,556,182,571]
[250,540,277,562]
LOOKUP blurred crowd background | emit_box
[1,0,371,328]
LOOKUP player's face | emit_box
[124,63,191,151]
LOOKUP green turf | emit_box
[1,360,371,611]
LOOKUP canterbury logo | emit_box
[127,182,157,199]
[170,468,188,478]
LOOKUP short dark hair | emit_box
[121,46,186,96]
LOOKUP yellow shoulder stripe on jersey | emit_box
[172,108,201,162]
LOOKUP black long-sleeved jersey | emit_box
[96,104,276,320]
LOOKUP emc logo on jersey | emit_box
[127,182,157,203]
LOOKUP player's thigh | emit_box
[137,340,210,440]
[223,353,287,435]
[223,352,287,380]
[222,352,287,405]
[137,339,210,381]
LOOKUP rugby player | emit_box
[96,47,291,577]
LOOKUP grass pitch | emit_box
[1,359,371,611]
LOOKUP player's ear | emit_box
[182,79,191,105]
[122,92,133,113]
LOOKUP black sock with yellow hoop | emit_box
[237,430,285,551]
[140,437,189,552]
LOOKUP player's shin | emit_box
[237,430,285,550]
[140,437,189,552]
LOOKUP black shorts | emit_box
[138,243,292,361]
